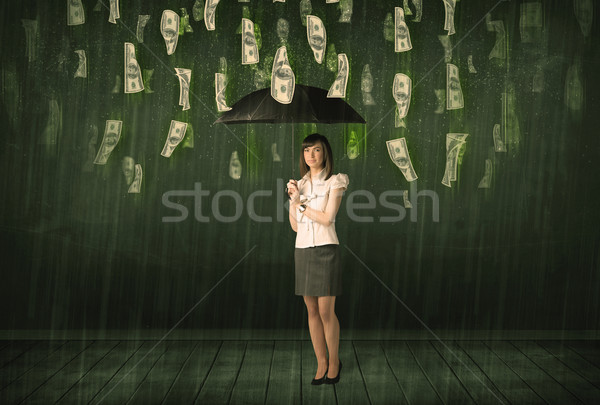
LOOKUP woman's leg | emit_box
[304,295,328,378]
[317,296,340,378]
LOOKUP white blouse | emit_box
[295,168,349,248]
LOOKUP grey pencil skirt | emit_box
[295,244,342,296]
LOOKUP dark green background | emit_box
[1,0,599,332]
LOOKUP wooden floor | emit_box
[1,339,599,404]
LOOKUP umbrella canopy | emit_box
[214,84,366,125]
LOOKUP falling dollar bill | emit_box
[339,0,353,23]
[272,143,281,162]
[383,13,394,42]
[347,130,359,159]
[182,123,194,149]
[403,0,412,15]
[215,73,232,111]
[180,8,194,34]
[326,44,338,72]
[193,0,204,21]
[395,7,412,52]
[393,73,411,120]
[108,0,120,24]
[136,15,150,43]
[573,0,593,37]
[395,108,406,128]
[242,18,259,64]
[161,120,188,158]
[175,68,191,110]
[532,66,544,93]
[128,164,143,193]
[519,2,543,43]
[274,0,286,2]
[434,89,445,114]
[326,0,339,3]
[403,190,413,208]
[94,120,122,165]
[161,10,180,55]
[442,0,456,35]
[67,0,85,26]
[501,86,521,150]
[307,15,326,64]
[361,64,375,105]
[492,124,506,152]
[387,138,417,182]
[438,35,452,63]
[488,20,506,59]
[229,151,242,180]
[111,74,121,93]
[300,0,312,26]
[271,46,295,104]
[21,19,38,62]
[441,133,468,187]
[41,99,61,146]
[412,0,422,22]
[74,50,87,78]
[468,55,477,73]
[124,43,144,93]
[93,0,101,12]
[478,159,492,189]
[327,53,349,98]
[122,157,135,185]
[565,62,584,112]
[205,0,220,31]
[143,69,154,93]
[446,63,464,110]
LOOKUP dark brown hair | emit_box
[299,133,333,179]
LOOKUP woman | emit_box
[286,133,349,385]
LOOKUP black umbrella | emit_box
[214,84,366,177]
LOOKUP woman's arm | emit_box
[289,206,298,232]
[292,187,345,227]
[287,179,299,232]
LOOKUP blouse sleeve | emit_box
[330,173,349,191]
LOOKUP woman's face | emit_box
[304,142,325,170]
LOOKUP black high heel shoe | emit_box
[325,361,342,384]
[311,368,328,385]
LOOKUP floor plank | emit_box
[0,341,38,369]
[229,341,273,405]
[408,341,475,404]
[512,340,600,405]
[564,340,600,369]
[0,340,66,389]
[301,340,336,405]
[485,340,580,405]
[265,340,302,405]
[334,340,371,405]
[537,340,600,388]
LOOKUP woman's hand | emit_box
[286,179,299,205]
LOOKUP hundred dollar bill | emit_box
[326,0,339,3]
[565,62,583,112]
[361,64,375,105]
[438,35,452,63]
[67,0,85,26]
[395,7,412,52]
[229,151,242,180]
[383,13,394,42]
[441,133,467,187]
[180,8,193,34]
[300,0,312,26]
[161,10,180,55]
[193,0,204,21]
[277,18,289,43]
[271,46,295,104]
[403,190,413,208]
[143,69,154,93]
[74,50,87,78]
[205,0,220,31]
[161,120,188,158]
[327,53,348,98]
[136,15,150,43]
[339,0,352,23]
[442,0,456,35]
[128,164,143,193]
[488,20,506,60]
[274,0,286,2]
[478,159,492,189]
[434,89,445,114]
[242,18,259,64]
[22,19,38,62]
[395,108,406,128]
[347,131,359,159]
[492,124,506,152]
[175,68,191,110]
[519,2,543,43]
[501,87,521,150]
[94,120,122,165]
[108,0,120,24]
[403,0,412,15]
[468,55,477,73]
[41,99,61,146]
[122,157,135,185]
[124,43,144,93]
[215,73,232,111]
[411,0,422,22]
[182,123,194,148]
[307,15,326,64]
[532,66,544,93]
[446,63,464,110]
[574,0,593,37]
[387,138,417,182]
[393,73,411,119]
[326,44,338,72]
[272,143,281,162]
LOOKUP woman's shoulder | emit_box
[327,173,349,189]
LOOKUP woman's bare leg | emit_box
[318,296,340,378]
[304,296,328,379]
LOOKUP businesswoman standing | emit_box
[286,133,349,385]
